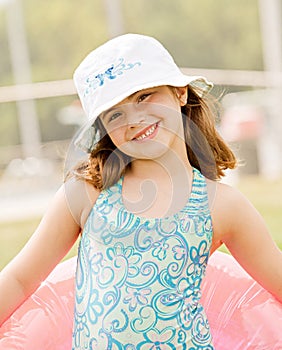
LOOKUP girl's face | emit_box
[100,85,187,159]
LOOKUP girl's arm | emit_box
[0,179,99,325]
[212,182,282,303]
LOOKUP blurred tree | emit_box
[0,9,12,85]
[122,0,263,70]
[0,103,19,146]
[23,0,108,81]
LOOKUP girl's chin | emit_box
[121,141,171,160]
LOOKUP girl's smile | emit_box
[132,122,159,142]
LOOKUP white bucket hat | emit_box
[73,33,213,152]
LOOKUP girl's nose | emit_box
[128,115,146,128]
[125,105,146,127]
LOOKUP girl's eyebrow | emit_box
[101,104,126,121]
[102,106,118,120]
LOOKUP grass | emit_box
[0,175,281,270]
[220,175,282,254]
[0,218,79,270]
[237,175,282,248]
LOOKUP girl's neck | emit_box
[129,147,192,180]
[122,154,193,218]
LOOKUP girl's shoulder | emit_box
[207,178,261,242]
[206,178,245,210]
[212,180,249,210]
[64,178,100,229]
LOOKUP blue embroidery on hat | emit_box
[84,58,141,96]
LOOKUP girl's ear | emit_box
[175,87,188,106]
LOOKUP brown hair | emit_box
[69,86,237,190]
[182,86,237,179]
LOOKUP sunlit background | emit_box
[0,0,281,268]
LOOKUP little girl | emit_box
[0,34,281,349]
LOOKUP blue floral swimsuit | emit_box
[72,168,214,349]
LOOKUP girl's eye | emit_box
[137,93,152,103]
[109,111,122,122]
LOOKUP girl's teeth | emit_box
[136,124,156,140]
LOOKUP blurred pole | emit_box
[258,0,282,74]
[103,0,124,38]
[5,0,42,158]
[258,0,282,179]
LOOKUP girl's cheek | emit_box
[108,127,126,143]
[108,117,128,133]
[105,122,122,135]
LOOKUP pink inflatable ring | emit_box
[0,251,281,349]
